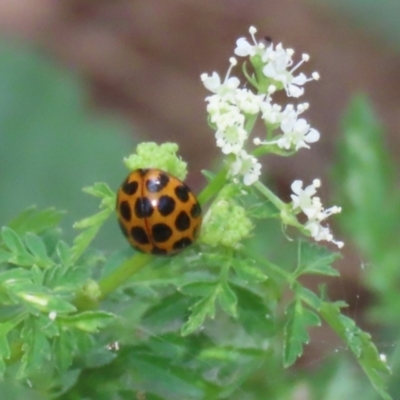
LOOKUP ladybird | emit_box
[116,168,202,255]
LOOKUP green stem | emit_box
[197,167,228,206]
[244,114,258,134]
[253,180,286,210]
[98,252,153,300]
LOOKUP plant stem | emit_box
[253,180,286,210]
[98,252,153,300]
[197,167,227,206]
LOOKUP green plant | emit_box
[0,28,392,400]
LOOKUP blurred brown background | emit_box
[2,0,399,183]
[1,0,399,365]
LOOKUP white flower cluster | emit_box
[201,26,320,186]
[201,57,262,186]
[291,179,343,248]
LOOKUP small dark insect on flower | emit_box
[264,35,273,43]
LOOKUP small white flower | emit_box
[278,107,320,150]
[216,124,248,154]
[234,26,265,57]
[260,99,282,124]
[235,89,265,114]
[257,104,319,151]
[262,44,318,98]
[291,179,325,219]
[208,100,244,129]
[229,150,262,185]
[201,58,240,105]
[291,179,343,247]
[201,71,240,101]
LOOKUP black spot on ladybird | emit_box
[157,195,176,216]
[147,173,170,193]
[152,223,172,243]
[134,197,154,218]
[119,201,132,221]
[173,237,192,250]
[175,185,189,202]
[122,180,139,195]
[175,211,191,231]
[131,226,150,244]
[190,202,201,218]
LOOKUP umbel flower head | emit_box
[291,179,343,248]
[200,26,343,248]
[201,26,320,187]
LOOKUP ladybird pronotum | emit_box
[116,168,202,255]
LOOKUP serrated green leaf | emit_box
[24,233,53,267]
[179,281,216,297]
[232,259,268,283]
[53,329,75,372]
[0,314,23,377]
[56,240,72,267]
[0,268,31,284]
[218,282,237,318]
[297,286,324,310]
[16,288,76,314]
[181,291,217,336]
[141,293,192,334]
[6,207,64,238]
[82,182,116,209]
[60,311,114,333]
[294,241,340,278]
[283,300,320,367]
[70,208,113,263]
[19,317,51,378]
[1,227,30,259]
[320,301,392,400]
[126,354,205,399]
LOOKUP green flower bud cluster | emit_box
[200,186,253,249]
[124,142,187,181]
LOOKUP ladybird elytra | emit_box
[116,168,202,255]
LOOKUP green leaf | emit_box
[141,293,192,334]
[19,317,51,378]
[283,300,320,367]
[217,282,238,318]
[179,281,216,297]
[53,329,75,372]
[24,233,54,267]
[1,227,30,258]
[0,315,24,377]
[82,182,116,209]
[56,240,72,267]
[320,301,392,400]
[14,285,76,314]
[59,311,114,333]
[70,208,113,263]
[124,353,206,399]
[0,268,31,284]
[232,259,268,283]
[332,95,399,260]
[6,207,64,238]
[294,241,340,278]
[181,290,218,336]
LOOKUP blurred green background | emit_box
[0,1,400,399]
